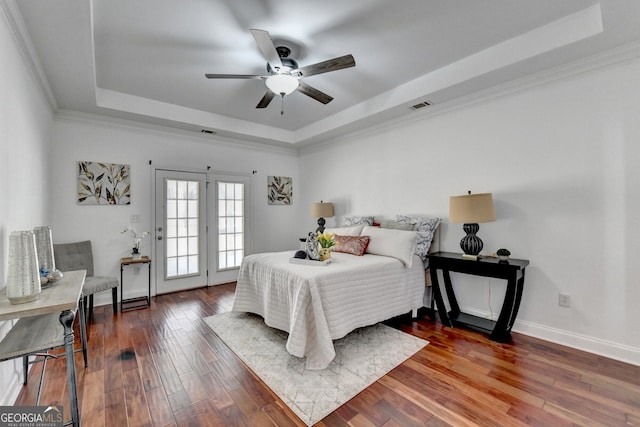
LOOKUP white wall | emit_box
[0,8,54,404]
[49,117,301,302]
[299,58,640,364]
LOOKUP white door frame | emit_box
[150,166,253,295]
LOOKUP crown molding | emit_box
[0,0,58,111]
[54,109,299,156]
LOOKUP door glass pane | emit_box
[188,219,198,235]
[167,258,177,277]
[166,200,177,218]
[177,181,187,199]
[166,238,177,257]
[166,178,200,279]
[217,181,244,270]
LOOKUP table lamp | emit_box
[311,201,334,234]
[449,192,496,259]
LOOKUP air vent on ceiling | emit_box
[410,100,433,110]
[200,129,216,135]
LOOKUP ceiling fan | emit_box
[205,29,355,113]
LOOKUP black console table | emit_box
[426,251,529,342]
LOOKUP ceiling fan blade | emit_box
[296,54,355,78]
[249,29,283,70]
[297,81,333,104]
[205,74,265,79]
[256,90,276,109]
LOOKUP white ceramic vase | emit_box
[6,231,41,304]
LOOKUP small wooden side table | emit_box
[120,256,151,311]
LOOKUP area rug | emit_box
[203,312,428,426]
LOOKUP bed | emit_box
[232,217,441,370]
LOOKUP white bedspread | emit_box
[232,251,425,369]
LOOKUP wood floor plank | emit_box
[151,346,184,396]
[178,370,210,404]
[378,375,482,427]
[166,388,191,416]
[226,385,279,426]
[145,386,175,427]
[162,335,192,376]
[122,368,152,426]
[104,388,128,427]
[12,282,640,426]
[403,357,512,413]
[261,401,304,427]
[179,342,213,376]
[133,333,163,392]
[197,371,234,410]
[447,357,547,408]
[81,370,105,427]
[367,381,435,426]
[192,398,227,426]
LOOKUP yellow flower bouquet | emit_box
[317,231,337,261]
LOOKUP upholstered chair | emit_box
[53,240,119,322]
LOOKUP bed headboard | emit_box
[340,214,442,256]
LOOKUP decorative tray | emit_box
[289,257,331,266]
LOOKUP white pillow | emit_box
[324,225,364,236]
[395,215,442,259]
[362,225,418,267]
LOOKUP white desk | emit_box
[0,270,86,427]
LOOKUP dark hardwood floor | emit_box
[15,282,640,426]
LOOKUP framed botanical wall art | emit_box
[77,161,131,205]
[267,176,292,205]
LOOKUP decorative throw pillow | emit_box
[342,216,374,227]
[362,225,417,267]
[333,235,370,256]
[395,215,442,260]
[380,219,416,231]
[324,225,364,236]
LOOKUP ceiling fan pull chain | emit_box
[280,93,285,115]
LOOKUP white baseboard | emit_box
[1,363,25,406]
[460,306,640,366]
[513,320,640,367]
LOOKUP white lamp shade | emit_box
[449,193,496,224]
[265,74,299,95]
[311,202,334,218]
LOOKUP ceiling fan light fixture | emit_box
[265,74,299,96]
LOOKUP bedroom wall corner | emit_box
[297,55,640,365]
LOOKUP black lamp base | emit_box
[460,223,483,258]
[316,217,326,234]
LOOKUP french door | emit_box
[154,169,251,294]
[208,173,251,285]
[155,170,207,294]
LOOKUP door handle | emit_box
[157,236,163,240]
